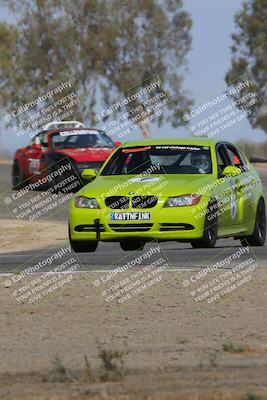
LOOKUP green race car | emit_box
[69,138,266,252]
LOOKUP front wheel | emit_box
[120,241,145,251]
[69,225,98,252]
[48,159,82,193]
[240,198,266,247]
[70,240,98,253]
[191,201,218,249]
[12,161,26,189]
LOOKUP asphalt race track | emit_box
[1,162,267,274]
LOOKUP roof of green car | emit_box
[121,137,221,147]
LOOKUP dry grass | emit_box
[222,342,245,354]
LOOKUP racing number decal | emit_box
[230,192,238,219]
[229,180,238,220]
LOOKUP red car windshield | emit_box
[51,130,115,149]
[101,145,212,175]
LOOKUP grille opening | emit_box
[159,223,194,231]
[132,196,158,209]
[75,224,105,232]
[105,196,129,209]
[109,223,153,232]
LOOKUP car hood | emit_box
[56,148,114,162]
[81,174,215,198]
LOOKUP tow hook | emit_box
[94,218,101,240]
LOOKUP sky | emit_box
[0,0,266,155]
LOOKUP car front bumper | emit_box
[69,202,207,242]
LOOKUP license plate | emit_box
[110,212,151,221]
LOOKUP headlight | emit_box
[164,194,202,207]
[75,196,100,209]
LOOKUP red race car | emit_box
[12,121,121,190]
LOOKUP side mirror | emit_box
[81,168,98,180]
[32,143,42,151]
[115,141,122,147]
[222,166,241,177]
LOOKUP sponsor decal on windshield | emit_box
[59,130,99,136]
[154,145,207,151]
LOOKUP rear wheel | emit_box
[191,201,218,249]
[120,240,145,251]
[12,161,26,189]
[240,198,266,247]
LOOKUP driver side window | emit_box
[32,132,48,148]
[225,144,246,171]
[216,145,229,175]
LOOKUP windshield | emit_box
[101,145,212,175]
[51,130,115,149]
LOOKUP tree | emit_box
[0,0,192,137]
[0,22,18,108]
[226,0,267,132]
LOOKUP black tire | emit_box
[70,240,98,253]
[69,225,98,252]
[12,161,26,190]
[120,241,145,251]
[240,198,266,247]
[191,201,218,249]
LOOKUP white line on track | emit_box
[0,268,198,277]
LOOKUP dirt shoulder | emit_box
[0,270,267,399]
[254,162,267,170]
[0,158,12,165]
[0,218,68,253]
